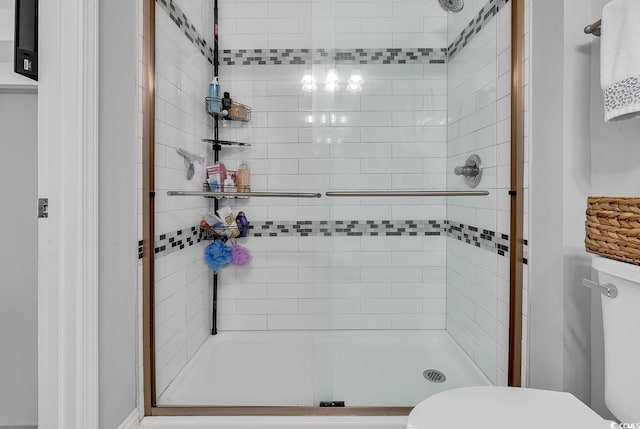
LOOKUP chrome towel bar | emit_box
[326,190,490,197]
[582,279,618,298]
[167,191,322,198]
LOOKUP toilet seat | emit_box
[407,387,608,429]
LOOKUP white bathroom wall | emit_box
[445,0,511,385]
[0,10,38,427]
[528,0,640,416]
[0,0,13,65]
[588,0,640,418]
[213,0,451,331]
[529,0,563,397]
[558,0,594,406]
[99,0,139,426]
[151,0,215,397]
[0,92,38,429]
[529,0,592,405]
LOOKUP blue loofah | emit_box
[204,240,233,272]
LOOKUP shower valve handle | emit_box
[453,154,483,189]
[454,166,480,177]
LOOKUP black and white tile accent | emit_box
[156,0,214,65]
[448,0,510,60]
[248,219,445,237]
[145,220,529,264]
[221,48,448,66]
[446,220,510,256]
[137,226,207,260]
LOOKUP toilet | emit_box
[408,255,640,428]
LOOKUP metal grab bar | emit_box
[582,279,618,299]
[167,191,322,198]
[168,190,488,198]
[325,190,490,197]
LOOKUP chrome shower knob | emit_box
[454,154,483,188]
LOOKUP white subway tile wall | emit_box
[216,236,448,330]
[152,0,215,396]
[445,1,510,384]
[213,0,451,332]
[218,0,448,51]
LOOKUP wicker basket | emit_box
[585,197,640,266]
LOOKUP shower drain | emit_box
[423,369,447,383]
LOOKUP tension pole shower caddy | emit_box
[181,0,322,335]
[201,2,320,334]
[204,0,252,335]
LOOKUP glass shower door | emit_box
[306,0,458,407]
[150,0,511,410]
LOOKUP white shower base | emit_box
[157,330,490,408]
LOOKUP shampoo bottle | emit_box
[237,160,250,192]
[208,77,221,113]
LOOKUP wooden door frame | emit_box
[509,0,526,388]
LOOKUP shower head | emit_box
[439,0,464,13]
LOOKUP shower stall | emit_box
[143,0,525,415]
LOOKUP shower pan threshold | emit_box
[142,415,408,429]
[156,330,490,410]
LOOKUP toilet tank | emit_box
[593,255,640,422]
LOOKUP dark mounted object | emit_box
[319,401,345,407]
[14,0,38,81]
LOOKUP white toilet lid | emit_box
[407,387,608,429]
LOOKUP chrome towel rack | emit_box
[584,19,602,37]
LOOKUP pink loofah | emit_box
[231,244,251,266]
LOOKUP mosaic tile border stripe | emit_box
[221,48,447,66]
[448,0,510,60]
[446,220,510,256]
[137,226,207,260]
[157,0,506,66]
[144,220,529,265]
[156,0,214,65]
[248,219,444,237]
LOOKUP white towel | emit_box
[601,0,640,122]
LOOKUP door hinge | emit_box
[38,198,49,218]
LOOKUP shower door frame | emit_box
[142,0,526,416]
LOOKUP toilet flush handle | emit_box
[582,279,618,299]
